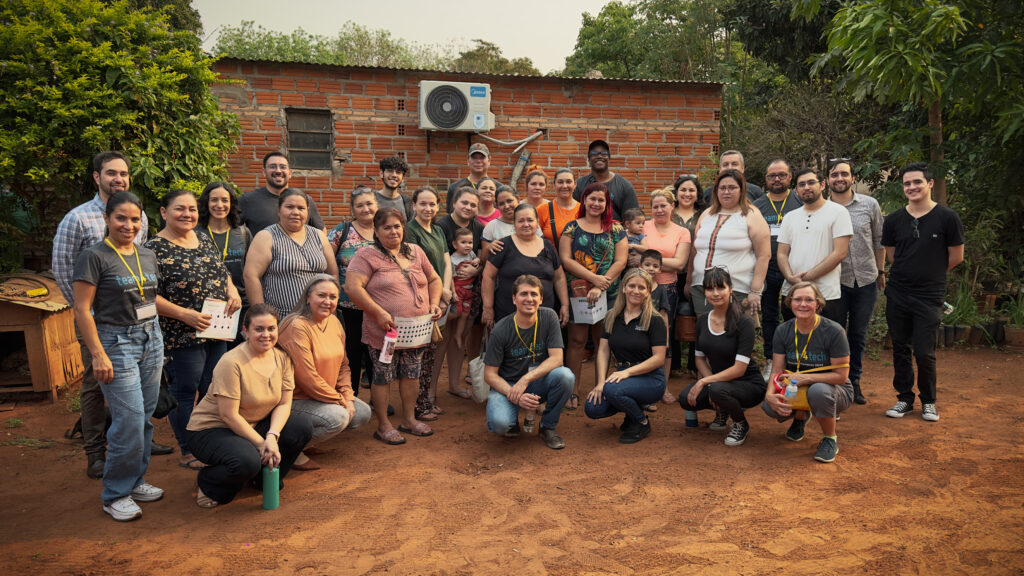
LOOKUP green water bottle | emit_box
[262,465,279,510]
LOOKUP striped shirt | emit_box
[51,194,149,304]
[262,224,328,317]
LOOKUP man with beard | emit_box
[446,143,503,215]
[828,158,884,405]
[240,151,325,234]
[753,159,802,376]
[572,139,639,222]
[777,168,852,324]
[703,150,765,205]
[882,162,963,422]
[52,151,173,479]
[376,155,413,222]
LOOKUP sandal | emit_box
[563,393,579,411]
[178,457,205,470]
[447,388,473,399]
[644,403,658,412]
[398,424,434,437]
[662,391,676,404]
[292,456,321,471]
[196,487,218,509]
[416,410,440,422]
[428,404,446,416]
[373,430,406,445]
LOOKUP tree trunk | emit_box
[928,100,947,205]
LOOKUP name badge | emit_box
[769,224,781,237]
[134,301,157,321]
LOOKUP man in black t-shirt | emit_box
[572,139,639,222]
[881,163,964,423]
[484,275,574,449]
[239,151,325,234]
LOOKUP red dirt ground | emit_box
[1,348,1022,575]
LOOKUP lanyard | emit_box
[794,315,820,372]
[768,192,790,225]
[104,238,146,299]
[514,317,538,362]
[207,226,229,261]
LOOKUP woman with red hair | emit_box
[558,183,628,409]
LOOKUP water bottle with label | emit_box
[379,328,398,364]
[785,379,798,400]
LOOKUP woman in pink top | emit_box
[475,177,501,225]
[344,208,444,445]
[643,188,691,402]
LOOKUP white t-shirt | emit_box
[777,201,853,300]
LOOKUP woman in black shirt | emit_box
[679,267,765,447]
[584,268,667,444]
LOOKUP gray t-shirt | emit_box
[72,242,160,326]
[375,191,412,222]
[772,317,850,378]
[485,307,563,383]
[239,186,325,234]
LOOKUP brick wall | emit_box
[213,58,723,227]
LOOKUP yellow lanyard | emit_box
[207,226,229,261]
[104,238,146,299]
[768,192,790,225]
[514,317,538,362]
[794,315,820,372]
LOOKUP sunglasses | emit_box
[912,218,920,239]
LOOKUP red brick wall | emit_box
[213,59,722,227]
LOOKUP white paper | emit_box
[394,314,433,349]
[195,298,240,341]
[570,292,608,325]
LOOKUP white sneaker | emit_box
[131,482,165,502]
[103,496,142,521]
[921,403,940,422]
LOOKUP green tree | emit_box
[0,0,239,266]
[451,40,540,75]
[117,0,202,35]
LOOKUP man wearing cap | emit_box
[572,139,640,222]
[703,150,765,205]
[447,142,503,215]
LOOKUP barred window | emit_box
[286,109,333,170]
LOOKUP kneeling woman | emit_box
[584,268,667,444]
[185,305,313,508]
[761,281,853,463]
[279,276,372,470]
[678,267,766,446]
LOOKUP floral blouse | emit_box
[328,221,375,309]
[146,234,230,349]
[562,220,626,298]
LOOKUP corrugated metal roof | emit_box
[215,56,724,89]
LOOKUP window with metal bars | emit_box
[286,109,333,170]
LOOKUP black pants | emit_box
[678,377,766,422]
[885,289,941,404]
[760,267,786,358]
[186,411,312,505]
[77,331,107,457]
[340,307,372,396]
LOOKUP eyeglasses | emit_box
[718,185,741,192]
[766,172,789,180]
[912,218,920,239]
[705,264,730,274]
[795,180,820,188]
[588,151,610,158]
[791,297,817,304]
[828,157,851,163]
[266,163,289,171]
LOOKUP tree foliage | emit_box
[0,0,239,265]
[451,40,540,75]
[115,0,202,35]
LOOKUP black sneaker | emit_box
[785,417,807,442]
[885,401,913,418]
[619,419,651,444]
[709,411,729,431]
[852,379,867,405]
[86,453,105,479]
[814,437,839,463]
[503,423,521,438]
[539,427,565,449]
[724,421,749,446]
[150,441,175,456]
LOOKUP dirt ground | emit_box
[1,347,1022,576]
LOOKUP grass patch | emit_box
[65,386,81,414]
[6,417,23,428]
[2,436,56,449]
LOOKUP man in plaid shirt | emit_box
[51,151,164,479]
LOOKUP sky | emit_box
[193,0,611,74]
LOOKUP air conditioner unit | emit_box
[419,80,495,132]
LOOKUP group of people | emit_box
[52,141,963,520]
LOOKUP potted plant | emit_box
[1000,291,1024,352]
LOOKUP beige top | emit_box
[278,314,353,407]
[186,345,294,432]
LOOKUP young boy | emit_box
[623,208,648,249]
[640,250,676,411]
[450,228,479,349]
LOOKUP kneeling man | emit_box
[484,275,574,449]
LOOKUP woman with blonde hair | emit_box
[583,268,667,444]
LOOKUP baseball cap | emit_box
[468,142,490,159]
[588,139,610,154]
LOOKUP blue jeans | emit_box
[585,367,666,423]
[95,320,163,505]
[835,281,878,382]
[761,267,786,358]
[291,397,372,446]
[166,340,227,453]
[486,366,574,434]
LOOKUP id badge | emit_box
[134,300,157,321]
[769,224,781,237]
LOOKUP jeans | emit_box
[94,320,163,505]
[341,307,371,395]
[662,284,678,359]
[835,281,879,382]
[76,328,106,457]
[486,366,574,435]
[679,376,765,422]
[186,411,313,505]
[761,382,855,420]
[165,340,227,453]
[291,397,371,446]
[585,367,666,423]
[760,267,786,358]
[885,288,942,404]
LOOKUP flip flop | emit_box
[196,487,218,509]
[447,388,473,399]
[416,410,440,422]
[373,430,406,445]
[563,393,579,411]
[292,457,321,471]
[397,425,434,437]
[178,457,205,470]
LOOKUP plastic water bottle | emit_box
[785,379,798,400]
[685,410,699,428]
[379,328,398,364]
[262,465,279,510]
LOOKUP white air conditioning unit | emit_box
[418,80,495,132]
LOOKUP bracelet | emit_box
[266,430,280,440]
